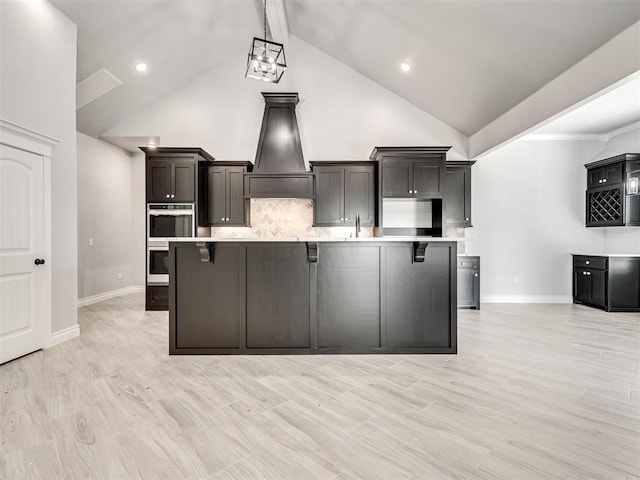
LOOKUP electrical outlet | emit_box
[514,276,519,284]
[117,272,122,280]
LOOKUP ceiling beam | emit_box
[266,0,289,45]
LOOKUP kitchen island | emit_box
[168,238,458,355]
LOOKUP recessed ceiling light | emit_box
[400,62,411,72]
[135,63,148,73]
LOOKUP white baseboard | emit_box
[78,285,145,308]
[46,325,80,348]
[481,295,573,304]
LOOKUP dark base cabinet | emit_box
[457,256,480,309]
[385,245,453,348]
[169,241,457,355]
[573,255,640,312]
[317,245,381,348]
[246,245,311,348]
[146,285,169,311]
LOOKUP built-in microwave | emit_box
[147,245,169,285]
[147,203,195,239]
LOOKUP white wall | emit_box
[131,152,147,287]
[466,138,606,302]
[77,133,138,299]
[588,126,640,254]
[0,0,78,333]
[103,35,469,161]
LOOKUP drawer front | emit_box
[457,257,479,269]
[146,285,169,311]
[573,256,607,270]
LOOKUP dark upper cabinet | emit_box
[147,158,196,202]
[370,147,449,199]
[381,160,412,197]
[144,148,214,204]
[141,147,215,227]
[587,162,624,188]
[444,161,474,227]
[585,153,640,227]
[207,162,252,226]
[380,158,444,198]
[311,162,376,227]
[344,167,375,225]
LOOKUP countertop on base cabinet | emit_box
[168,239,458,355]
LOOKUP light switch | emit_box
[89,238,94,247]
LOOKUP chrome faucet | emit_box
[355,213,361,238]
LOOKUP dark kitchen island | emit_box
[168,238,458,355]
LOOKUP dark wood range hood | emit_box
[244,92,315,198]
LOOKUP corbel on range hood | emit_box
[244,92,314,198]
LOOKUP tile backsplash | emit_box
[210,198,373,238]
[210,198,464,252]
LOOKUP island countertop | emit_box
[572,253,640,257]
[169,236,463,243]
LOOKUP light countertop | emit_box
[572,253,640,257]
[169,236,463,243]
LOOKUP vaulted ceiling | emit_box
[52,0,640,143]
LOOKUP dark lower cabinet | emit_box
[169,241,457,354]
[246,244,310,348]
[458,256,480,309]
[146,285,168,311]
[385,244,453,348]
[317,245,380,348]
[174,244,241,349]
[573,255,640,312]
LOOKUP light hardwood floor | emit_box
[1,293,639,479]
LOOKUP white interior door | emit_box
[0,144,46,364]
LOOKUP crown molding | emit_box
[521,133,609,142]
[606,120,640,139]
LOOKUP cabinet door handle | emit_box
[166,194,170,198]
[602,179,607,183]
[171,194,175,198]
[474,273,478,277]
[465,217,469,221]
[226,218,229,221]
[345,217,349,221]
[34,258,45,266]
[585,260,590,265]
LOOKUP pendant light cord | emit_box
[263,0,267,39]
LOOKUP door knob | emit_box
[34,258,45,266]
